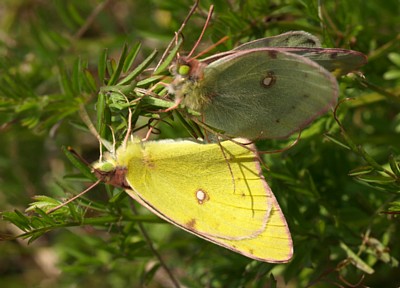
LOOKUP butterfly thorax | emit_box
[170,57,212,111]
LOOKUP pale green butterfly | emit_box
[94,138,293,263]
[168,31,367,139]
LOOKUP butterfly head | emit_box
[168,57,210,111]
[93,156,130,189]
[170,57,201,79]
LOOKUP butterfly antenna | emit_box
[192,36,230,60]
[154,0,200,71]
[187,4,214,58]
[46,179,102,214]
[67,146,92,166]
[46,106,116,215]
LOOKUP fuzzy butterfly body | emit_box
[169,31,367,139]
[94,139,293,263]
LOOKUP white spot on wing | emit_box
[195,189,209,204]
[261,71,276,88]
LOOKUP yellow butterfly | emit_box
[94,138,293,263]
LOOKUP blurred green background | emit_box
[0,0,399,287]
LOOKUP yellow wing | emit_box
[113,139,292,263]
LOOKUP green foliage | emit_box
[1,0,399,287]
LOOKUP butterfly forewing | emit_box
[111,139,293,262]
[184,49,338,139]
[119,140,273,239]
[203,31,367,75]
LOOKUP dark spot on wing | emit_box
[305,38,318,46]
[330,52,338,59]
[143,158,156,169]
[185,218,197,230]
[267,50,278,59]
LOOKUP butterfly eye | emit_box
[94,161,115,173]
[178,64,191,76]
